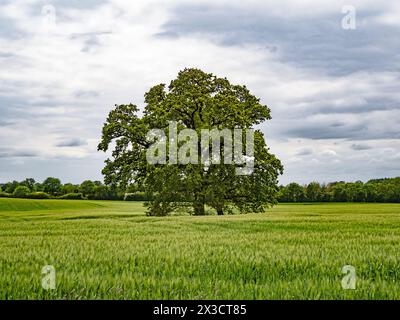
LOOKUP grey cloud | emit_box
[330,121,346,127]
[0,148,38,158]
[0,51,16,58]
[295,147,314,156]
[69,31,113,52]
[56,138,87,147]
[159,5,400,76]
[284,122,400,140]
[81,38,100,52]
[0,96,28,120]
[0,96,65,122]
[316,97,400,115]
[0,120,14,126]
[284,122,367,140]
[351,143,371,151]
[0,13,25,39]
[154,31,179,39]
[74,90,100,98]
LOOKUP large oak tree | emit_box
[98,68,283,215]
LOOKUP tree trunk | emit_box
[193,198,205,215]
[217,207,224,215]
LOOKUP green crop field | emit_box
[0,198,399,299]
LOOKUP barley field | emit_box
[0,198,399,299]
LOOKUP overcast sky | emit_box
[0,0,399,184]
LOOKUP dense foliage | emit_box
[0,178,123,200]
[98,68,283,216]
[278,177,400,203]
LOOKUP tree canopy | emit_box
[98,68,283,216]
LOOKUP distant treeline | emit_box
[278,177,400,203]
[1,177,400,203]
[0,178,125,200]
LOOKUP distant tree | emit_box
[94,181,103,187]
[330,183,347,202]
[348,181,366,202]
[61,183,79,195]
[289,183,306,202]
[42,177,62,195]
[93,185,111,200]
[13,186,30,198]
[363,183,378,202]
[80,180,96,198]
[5,181,20,194]
[319,184,332,201]
[382,183,400,203]
[306,182,321,202]
[34,182,43,192]
[20,178,36,191]
[278,178,400,203]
